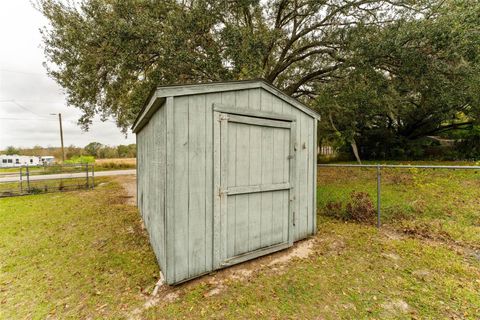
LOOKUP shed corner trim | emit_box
[132,94,166,133]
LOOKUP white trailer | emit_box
[0,155,42,167]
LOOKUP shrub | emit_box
[65,155,95,164]
[345,192,376,224]
[323,201,344,219]
[321,191,376,224]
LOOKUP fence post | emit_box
[376,164,381,228]
[20,166,23,194]
[26,166,30,193]
[85,163,89,189]
[92,165,95,189]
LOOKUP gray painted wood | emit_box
[217,116,292,261]
[165,97,175,284]
[188,94,206,277]
[136,84,318,285]
[136,101,167,277]
[313,119,318,235]
[131,80,320,132]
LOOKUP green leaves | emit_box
[39,0,478,155]
[316,1,480,159]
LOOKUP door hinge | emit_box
[287,154,294,159]
[293,211,296,226]
[219,114,229,122]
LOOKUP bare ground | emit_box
[113,175,317,318]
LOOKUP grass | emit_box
[0,180,158,319]
[0,177,96,197]
[1,167,480,319]
[317,166,480,248]
[0,158,136,176]
[144,219,480,319]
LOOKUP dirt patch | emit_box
[127,238,316,319]
[381,299,411,317]
[269,239,315,265]
[113,175,137,205]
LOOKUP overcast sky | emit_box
[0,0,135,150]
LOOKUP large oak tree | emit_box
[39,0,479,159]
[39,0,430,130]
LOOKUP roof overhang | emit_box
[132,79,320,133]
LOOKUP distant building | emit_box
[0,155,55,167]
[40,156,55,165]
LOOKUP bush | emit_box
[65,155,95,164]
[345,192,376,224]
[322,191,376,224]
[323,201,344,219]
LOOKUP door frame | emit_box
[212,106,297,269]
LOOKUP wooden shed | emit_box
[132,80,320,285]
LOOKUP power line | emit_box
[8,100,49,119]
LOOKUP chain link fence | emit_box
[317,164,480,233]
[0,163,94,197]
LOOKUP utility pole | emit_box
[51,113,65,162]
[59,113,65,162]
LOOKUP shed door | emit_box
[213,111,296,268]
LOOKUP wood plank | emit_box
[248,124,262,251]
[221,91,236,107]
[219,113,229,263]
[271,190,288,244]
[212,111,222,269]
[260,124,274,247]
[227,114,291,129]
[313,119,318,235]
[188,94,206,277]
[306,117,314,236]
[213,104,296,121]
[227,182,291,195]
[226,114,236,258]
[172,96,190,282]
[288,120,297,245]
[282,128,290,242]
[271,96,284,114]
[165,97,175,283]
[205,93,221,271]
[297,113,309,240]
[235,89,250,109]
[259,82,321,119]
[220,242,291,267]
[272,126,286,244]
[161,107,167,271]
[233,123,250,255]
[260,88,273,112]
[248,88,261,110]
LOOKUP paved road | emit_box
[0,169,136,183]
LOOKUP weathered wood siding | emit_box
[137,103,167,273]
[164,87,317,283]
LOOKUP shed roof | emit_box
[132,79,320,133]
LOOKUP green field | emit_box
[0,167,479,319]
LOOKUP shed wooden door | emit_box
[213,110,296,268]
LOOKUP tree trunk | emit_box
[350,139,362,164]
